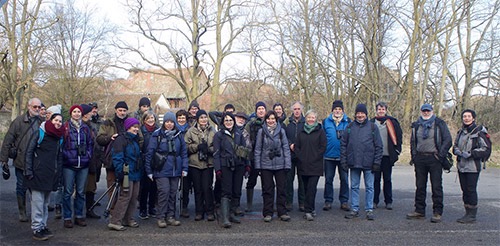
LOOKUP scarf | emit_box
[332,114,343,126]
[70,118,81,130]
[145,123,157,133]
[417,114,436,139]
[304,122,318,134]
[45,120,65,138]
[164,129,177,140]
[463,122,477,133]
[376,116,397,145]
[267,124,277,135]
[176,123,189,133]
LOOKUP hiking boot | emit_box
[280,214,291,222]
[148,208,157,218]
[139,211,149,220]
[181,208,190,218]
[207,214,215,221]
[406,211,425,220]
[263,215,272,222]
[157,219,167,228]
[385,203,393,210]
[340,203,350,211]
[345,210,360,219]
[323,202,332,211]
[166,217,181,226]
[194,214,203,221]
[33,230,49,241]
[55,205,62,219]
[431,214,442,223]
[299,205,305,212]
[74,218,87,227]
[63,220,73,228]
[304,213,314,221]
[234,206,244,216]
[86,209,101,219]
[41,228,54,238]
[126,219,139,228]
[366,211,375,220]
[108,223,126,231]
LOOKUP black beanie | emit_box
[80,104,93,116]
[332,100,344,111]
[139,97,151,107]
[115,101,128,110]
[355,104,368,115]
[196,109,207,120]
[461,109,476,119]
[189,100,200,110]
[224,104,235,111]
[255,101,266,112]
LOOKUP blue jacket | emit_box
[254,123,291,171]
[145,128,188,178]
[63,121,93,168]
[112,132,142,182]
[340,119,383,170]
[323,113,351,159]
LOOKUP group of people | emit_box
[0,97,491,241]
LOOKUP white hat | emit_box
[47,104,62,114]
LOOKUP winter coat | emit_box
[453,125,490,173]
[340,119,383,170]
[285,115,305,161]
[213,128,251,172]
[323,113,351,159]
[184,123,216,169]
[254,123,291,171]
[141,124,159,153]
[0,112,42,170]
[245,117,265,160]
[295,124,327,176]
[63,120,93,169]
[145,129,188,178]
[112,132,142,182]
[370,116,403,165]
[24,123,63,191]
[410,117,452,162]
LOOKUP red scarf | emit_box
[45,120,65,138]
[145,123,156,132]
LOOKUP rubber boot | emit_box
[86,192,100,219]
[458,205,477,224]
[17,195,28,222]
[468,206,477,223]
[245,189,254,212]
[456,204,470,223]
[221,198,231,228]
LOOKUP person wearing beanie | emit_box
[342,103,383,221]
[273,103,286,125]
[46,105,62,120]
[453,109,490,224]
[407,103,452,223]
[134,97,152,122]
[209,103,236,129]
[107,116,142,231]
[145,111,188,228]
[115,101,129,110]
[184,108,217,222]
[40,104,47,120]
[187,101,200,127]
[322,100,351,212]
[62,104,94,228]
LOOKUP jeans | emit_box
[301,175,320,213]
[374,156,393,205]
[413,154,443,215]
[286,159,305,207]
[30,189,50,231]
[458,172,480,206]
[15,168,27,198]
[323,159,349,204]
[350,168,374,212]
[63,167,89,220]
[156,177,179,219]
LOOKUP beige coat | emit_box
[184,123,216,169]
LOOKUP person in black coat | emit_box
[294,110,327,221]
[25,114,65,240]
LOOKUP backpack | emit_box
[472,125,492,168]
[37,128,63,146]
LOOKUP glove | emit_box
[2,163,10,180]
[461,151,471,159]
[147,174,153,181]
[115,172,124,182]
[182,171,188,177]
[216,170,222,180]
[372,164,381,173]
[198,142,209,154]
[341,163,349,172]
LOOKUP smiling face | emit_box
[197,114,208,127]
[51,115,63,129]
[376,105,387,117]
[71,108,82,121]
[274,105,283,118]
[306,113,317,125]
[355,112,366,122]
[223,115,234,130]
[332,107,343,118]
[164,120,175,130]
[145,115,156,126]
[266,114,277,128]
[421,109,433,120]
[115,108,128,119]
[177,115,187,126]
[127,124,140,135]
[462,112,475,126]
[256,106,266,118]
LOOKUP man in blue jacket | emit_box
[341,104,383,220]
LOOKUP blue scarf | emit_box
[417,115,436,139]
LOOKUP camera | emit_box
[77,144,86,156]
[198,151,208,162]
[268,148,281,160]
[167,140,176,155]
[336,130,344,140]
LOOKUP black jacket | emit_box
[295,124,327,176]
[213,128,250,172]
[370,116,403,165]
[285,115,305,161]
[411,117,452,162]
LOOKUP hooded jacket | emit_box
[184,123,216,169]
[213,127,250,172]
[453,125,490,173]
[254,123,291,171]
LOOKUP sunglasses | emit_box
[31,105,42,109]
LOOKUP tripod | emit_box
[90,180,120,218]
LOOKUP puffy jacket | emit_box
[24,123,63,191]
[63,120,93,168]
[453,125,490,173]
[340,119,383,170]
[410,117,452,162]
[285,115,305,161]
[213,128,251,172]
[184,123,216,169]
[254,123,291,171]
[145,128,188,178]
[295,124,327,176]
[0,112,42,170]
[323,113,351,159]
[112,132,142,182]
[141,124,160,153]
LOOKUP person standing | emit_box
[187,101,200,127]
[176,109,193,218]
[453,109,491,223]
[25,113,65,240]
[209,103,236,128]
[133,97,152,121]
[294,110,327,221]
[407,104,452,223]
[0,98,43,222]
[284,101,306,212]
[322,100,351,212]
[273,103,286,125]
[254,110,292,222]
[138,111,159,220]
[62,105,93,228]
[371,102,403,210]
[342,104,383,220]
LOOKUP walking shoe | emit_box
[323,202,332,211]
[340,203,350,211]
[406,211,425,220]
[63,220,73,228]
[86,209,101,219]
[126,219,139,228]
[108,223,126,231]
[263,215,272,222]
[366,211,375,220]
[299,205,305,212]
[41,228,54,238]
[234,206,244,216]
[166,217,181,226]
[207,214,215,221]
[55,205,62,219]
[194,214,203,221]
[74,218,87,227]
[345,210,360,219]
[431,214,442,223]
[148,208,157,218]
[385,203,393,210]
[181,208,190,218]
[157,219,167,228]
[304,213,314,221]
[139,211,149,220]
[33,230,49,241]
[280,214,291,222]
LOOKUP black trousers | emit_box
[139,173,157,212]
[245,160,259,190]
[260,169,287,217]
[374,156,393,205]
[414,154,443,215]
[301,175,319,213]
[458,172,480,206]
[181,174,192,209]
[221,165,245,208]
[190,167,214,215]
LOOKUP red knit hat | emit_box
[69,105,83,114]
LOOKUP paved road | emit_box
[1,164,499,245]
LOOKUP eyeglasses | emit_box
[31,105,41,109]
[224,119,234,122]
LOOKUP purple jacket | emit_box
[63,120,93,168]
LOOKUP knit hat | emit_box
[80,104,93,116]
[255,101,266,112]
[89,102,98,109]
[355,104,368,115]
[420,104,433,111]
[196,109,207,120]
[115,101,129,110]
[461,109,476,119]
[163,111,176,123]
[47,105,62,115]
[139,97,151,107]
[124,117,140,130]
[69,105,83,114]
[188,100,200,110]
[224,104,235,112]
[332,100,344,111]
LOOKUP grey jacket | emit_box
[453,125,490,173]
[254,123,291,171]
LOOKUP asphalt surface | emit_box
[1,163,499,245]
